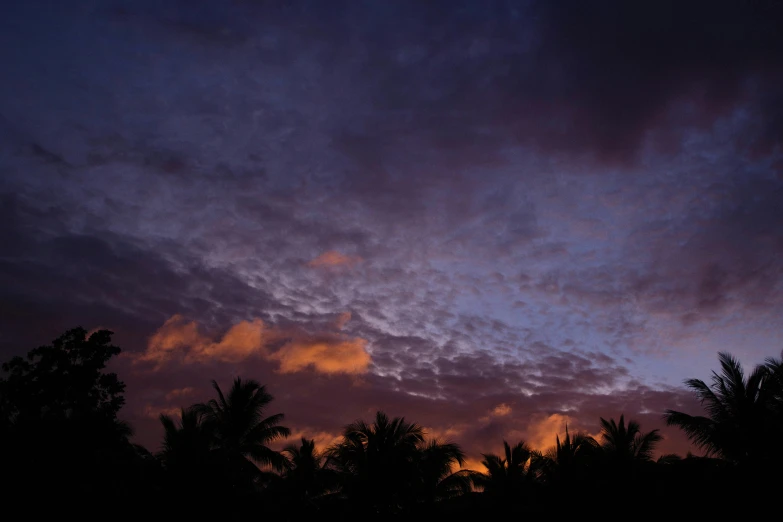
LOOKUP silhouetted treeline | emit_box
[1,328,781,520]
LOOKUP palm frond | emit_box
[633,429,662,461]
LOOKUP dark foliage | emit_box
[0,328,160,519]
[2,329,781,518]
[664,352,783,488]
[473,440,542,503]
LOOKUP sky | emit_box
[1,0,782,463]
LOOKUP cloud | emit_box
[424,424,465,443]
[276,430,343,454]
[121,320,700,460]
[188,319,265,364]
[135,315,371,375]
[492,403,512,417]
[334,311,352,330]
[141,315,206,367]
[165,386,195,402]
[136,316,269,368]
[490,412,603,453]
[0,198,287,360]
[307,250,361,268]
[2,0,778,468]
[143,404,180,420]
[462,457,487,473]
[270,335,370,375]
[526,0,783,160]
[524,413,571,451]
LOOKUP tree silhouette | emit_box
[415,439,475,504]
[539,425,598,484]
[599,414,662,466]
[283,437,339,502]
[0,328,155,512]
[158,405,221,501]
[328,411,424,513]
[160,406,213,466]
[327,410,472,515]
[766,354,783,420]
[474,440,542,501]
[10,327,783,517]
[664,352,783,469]
[0,328,126,424]
[193,377,291,495]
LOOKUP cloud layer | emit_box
[1,0,781,461]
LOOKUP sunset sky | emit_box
[1,0,782,462]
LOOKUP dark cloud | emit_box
[625,170,783,323]
[293,0,783,166]
[0,193,283,357]
[523,0,783,161]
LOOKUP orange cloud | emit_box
[187,319,265,364]
[307,250,361,268]
[280,430,342,453]
[525,413,571,451]
[478,403,513,423]
[136,315,370,375]
[462,456,487,473]
[523,413,603,452]
[138,315,204,368]
[335,311,352,330]
[425,425,465,441]
[270,336,370,375]
[492,403,512,417]
[135,316,266,368]
[143,404,180,419]
[165,386,195,401]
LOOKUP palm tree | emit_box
[474,440,541,500]
[593,415,662,495]
[416,439,475,503]
[194,378,290,491]
[327,411,472,514]
[664,352,783,468]
[656,453,682,465]
[280,437,337,505]
[159,406,213,470]
[158,406,219,497]
[599,414,662,465]
[328,411,424,513]
[540,425,598,484]
[765,354,783,419]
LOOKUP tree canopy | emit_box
[664,352,783,469]
[1,327,125,425]
[1,328,781,518]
